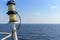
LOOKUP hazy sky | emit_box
[0,0,60,24]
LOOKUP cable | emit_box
[16,13,21,30]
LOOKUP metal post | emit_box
[12,22,18,40]
[6,0,19,40]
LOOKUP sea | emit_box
[0,24,60,40]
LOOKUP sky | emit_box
[0,0,60,24]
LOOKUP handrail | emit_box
[1,34,12,40]
[0,32,11,35]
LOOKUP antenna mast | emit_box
[7,0,18,40]
[0,0,20,40]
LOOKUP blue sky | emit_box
[0,0,60,24]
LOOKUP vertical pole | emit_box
[12,23,18,40]
[7,0,18,40]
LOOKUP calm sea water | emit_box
[0,24,60,40]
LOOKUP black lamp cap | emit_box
[7,1,15,5]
